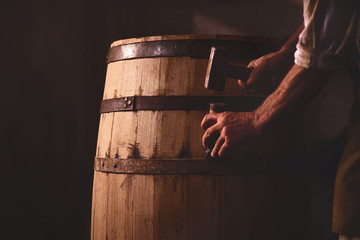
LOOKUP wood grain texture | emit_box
[220,175,252,240]
[188,175,220,240]
[105,173,126,240]
[103,57,247,99]
[96,113,114,158]
[107,174,154,240]
[153,175,189,240]
[92,172,310,240]
[110,111,138,159]
[109,110,207,159]
[91,171,108,240]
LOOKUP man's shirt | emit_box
[295,0,360,70]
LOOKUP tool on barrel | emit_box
[205,46,252,91]
[204,46,253,161]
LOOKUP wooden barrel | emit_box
[91,35,311,240]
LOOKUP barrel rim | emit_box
[107,37,282,63]
[110,34,284,47]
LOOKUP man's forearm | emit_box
[253,64,333,134]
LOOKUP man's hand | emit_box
[201,111,259,158]
[238,50,294,94]
[238,23,304,94]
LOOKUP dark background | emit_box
[1,0,306,239]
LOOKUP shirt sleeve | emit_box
[294,0,360,71]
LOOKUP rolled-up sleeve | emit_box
[294,0,360,71]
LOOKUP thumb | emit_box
[247,59,260,68]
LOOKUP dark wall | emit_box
[1,0,301,239]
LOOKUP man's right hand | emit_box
[238,50,295,94]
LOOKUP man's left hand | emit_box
[201,111,259,158]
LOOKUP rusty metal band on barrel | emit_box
[94,157,307,174]
[107,39,280,63]
[95,157,240,175]
[100,95,266,113]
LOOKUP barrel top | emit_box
[110,34,282,47]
